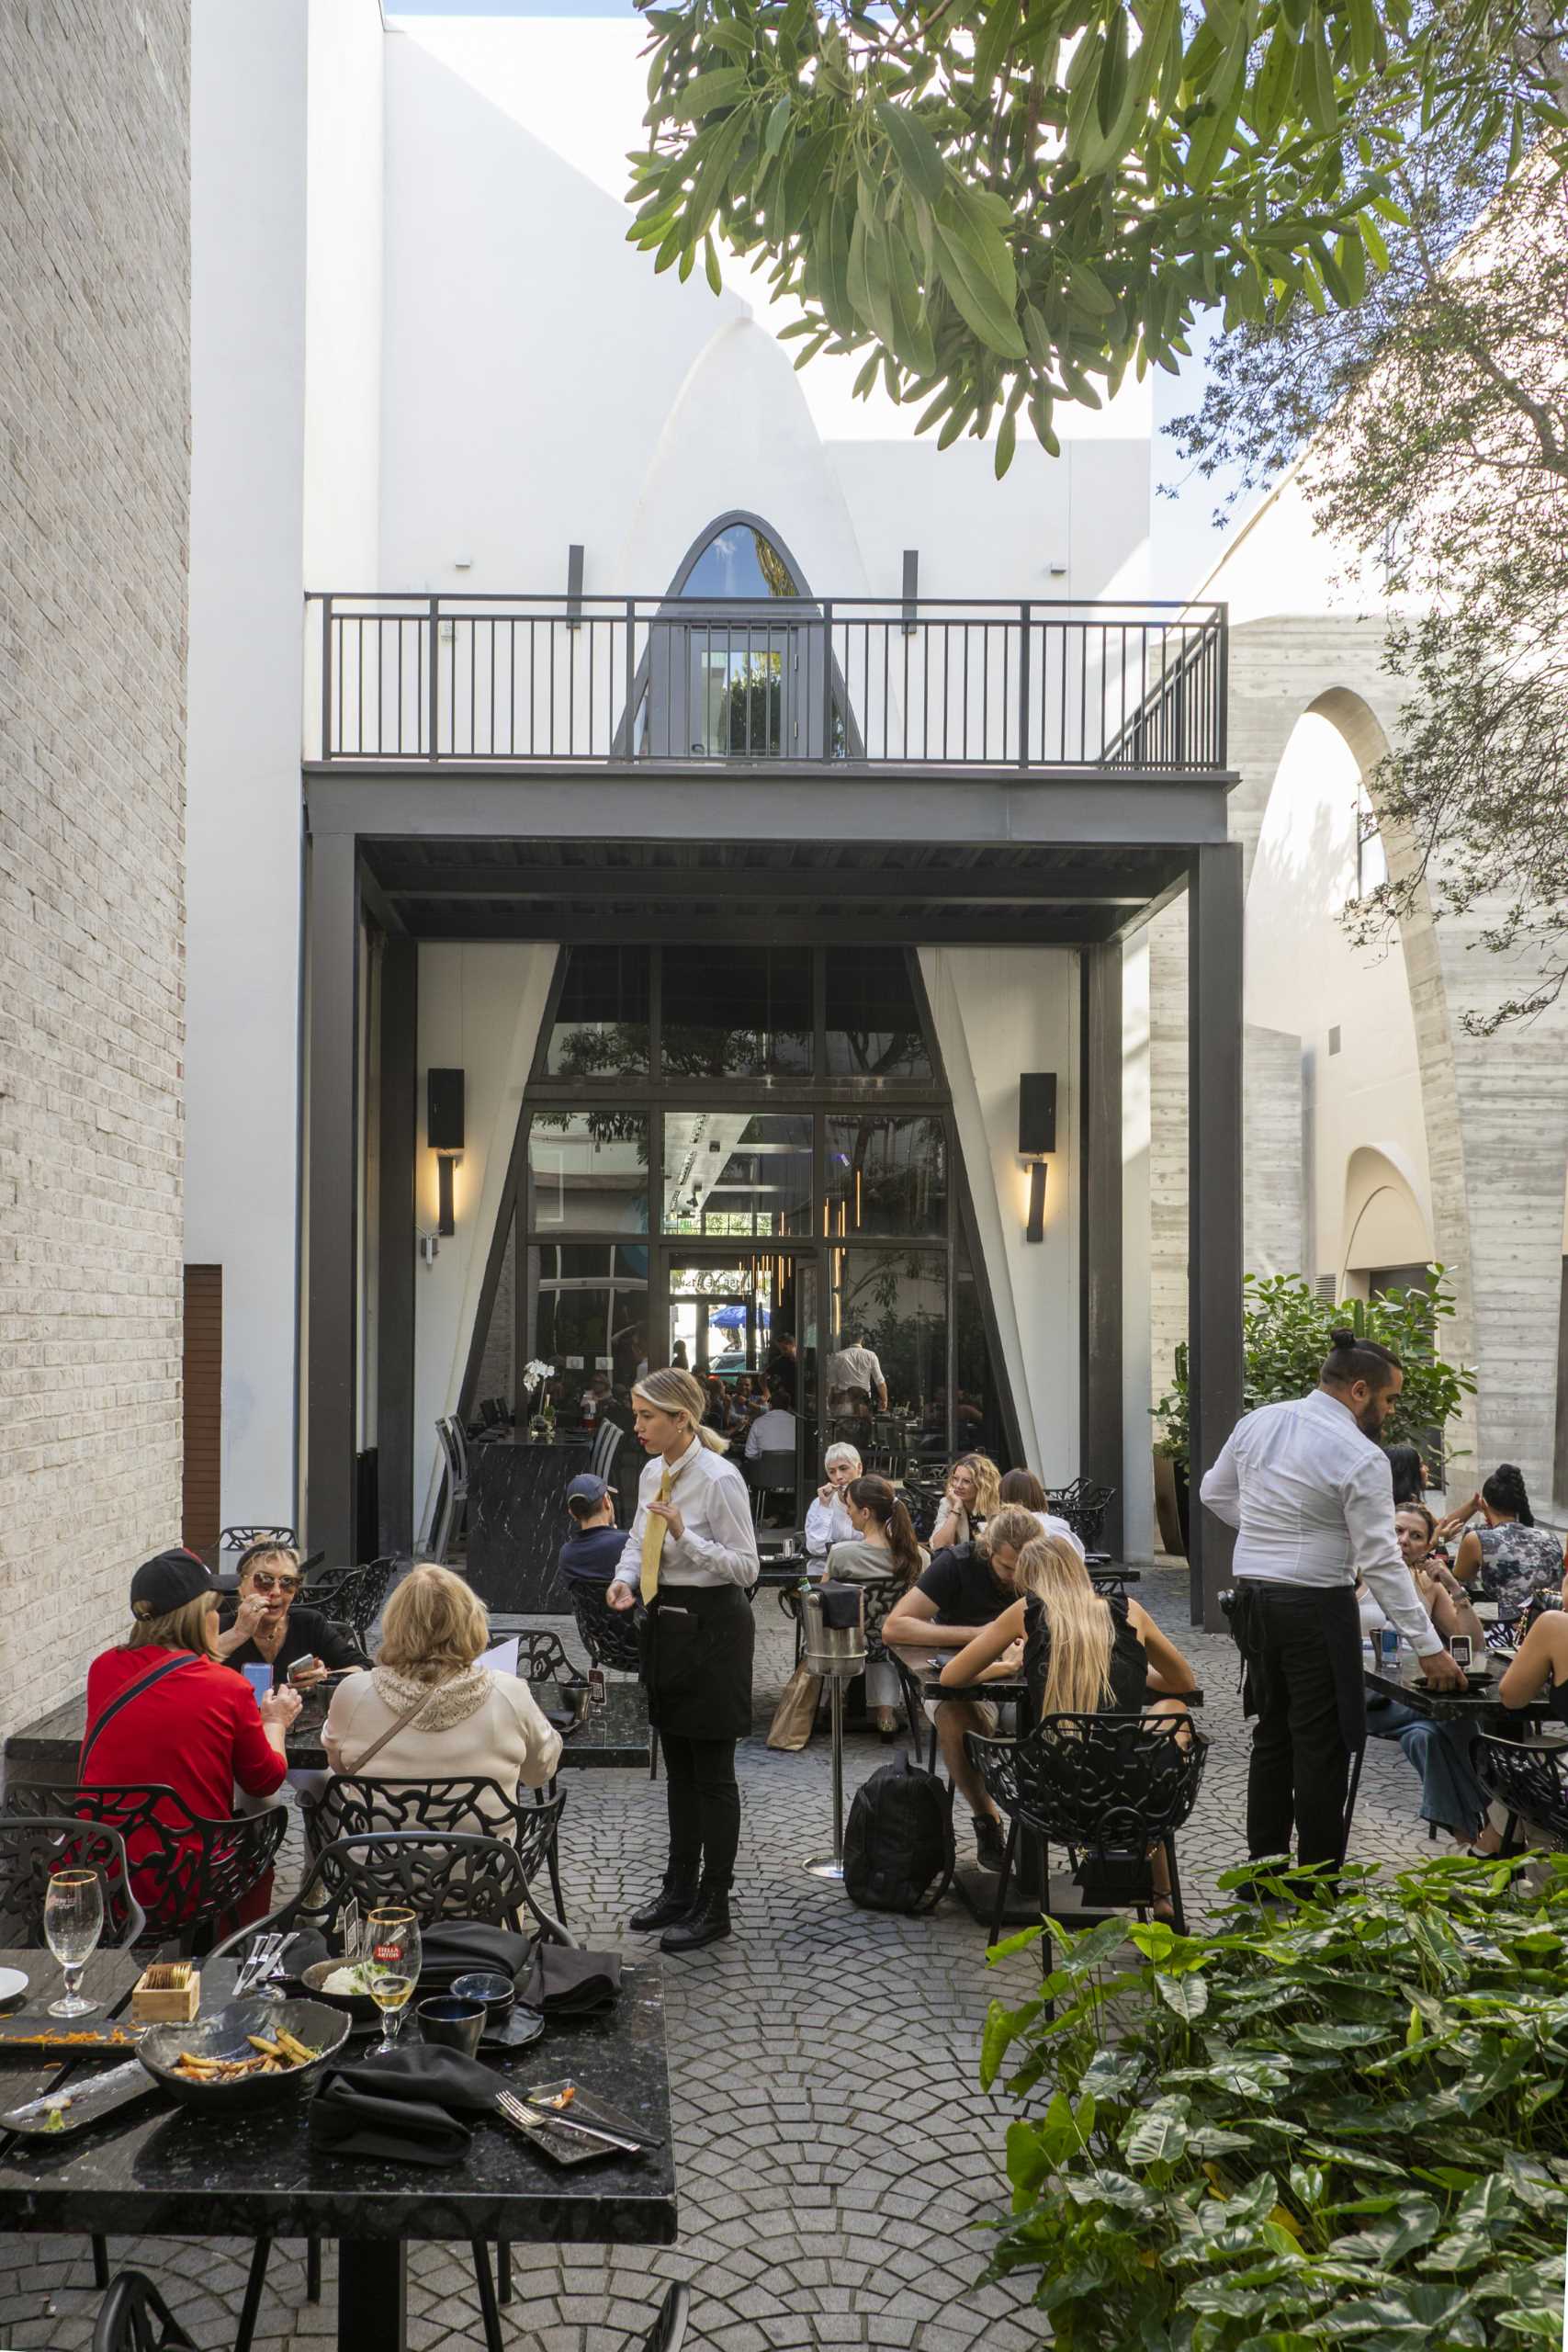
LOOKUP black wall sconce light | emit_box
[1019,1073,1057,1244]
[428,1067,465,1238]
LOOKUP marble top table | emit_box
[4,1675,653,1792]
[467,1437,599,1617]
[0,1951,675,2351]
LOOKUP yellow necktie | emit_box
[640,1468,673,1605]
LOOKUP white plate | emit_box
[0,1968,29,2006]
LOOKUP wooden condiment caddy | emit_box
[130,1962,200,2025]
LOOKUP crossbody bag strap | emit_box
[345,1684,440,1776]
[79,1653,200,1775]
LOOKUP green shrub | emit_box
[980,1856,1568,2348]
[1153,1269,1476,1476]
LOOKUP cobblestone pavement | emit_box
[0,1571,1442,2349]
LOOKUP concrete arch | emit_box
[1340,1144,1434,1287]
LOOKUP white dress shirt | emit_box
[1200,1388,1440,1656]
[827,1345,885,1398]
[804,1491,855,1557]
[744,1407,796,1461]
[613,1435,760,1591]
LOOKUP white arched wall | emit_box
[1149,608,1568,1510]
[1340,1145,1434,1291]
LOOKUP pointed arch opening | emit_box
[621,510,859,762]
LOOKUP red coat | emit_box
[82,1645,288,1925]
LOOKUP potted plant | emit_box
[978,1855,1567,2347]
[1152,1269,1475,1556]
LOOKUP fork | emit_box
[494,2088,642,2154]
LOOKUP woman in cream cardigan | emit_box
[323,1564,561,1829]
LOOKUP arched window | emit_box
[678,519,800,602]
[632,512,850,760]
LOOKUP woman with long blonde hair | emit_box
[940,1535,1197,1914]
[606,1364,760,1955]
[929,1453,1002,1552]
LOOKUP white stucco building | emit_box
[183,0,1252,1621]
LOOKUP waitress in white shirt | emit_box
[608,1365,759,1953]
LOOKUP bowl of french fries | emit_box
[135,1997,350,2112]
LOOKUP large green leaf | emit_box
[874,100,946,203]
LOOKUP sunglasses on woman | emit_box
[248,1572,300,1596]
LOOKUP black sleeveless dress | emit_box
[1022,1590,1149,1720]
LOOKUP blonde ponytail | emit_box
[1013,1535,1115,1718]
[632,1366,728,1453]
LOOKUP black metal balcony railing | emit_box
[306,593,1226,774]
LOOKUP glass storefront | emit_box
[474,944,1016,1516]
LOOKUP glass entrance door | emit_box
[667,1250,817,1532]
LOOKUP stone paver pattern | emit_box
[0,1570,1442,2348]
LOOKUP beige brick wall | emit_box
[0,2,191,1735]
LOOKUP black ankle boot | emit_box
[628,1877,698,1933]
[660,1883,732,1954]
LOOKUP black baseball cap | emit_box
[565,1474,615,1509]
[130,1549,217,1621]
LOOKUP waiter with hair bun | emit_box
[1201,1327,1465,1876]
[607,1364,759,1952]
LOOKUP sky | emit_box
[387,0,1259,598]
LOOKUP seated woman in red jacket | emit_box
[82,1549,300,1928]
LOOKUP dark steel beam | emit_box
[368,862,1168,906]
[376,935,417,1555]
[388,910,1127,947]
[1187,843,1245,1631]
[1080,942,1125,1558]
[308,774,1236,850]
[305,831,362,1566]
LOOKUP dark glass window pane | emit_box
[681,523,799,600]
[660,947,812,1078]
[661,1114,814,1237]
[529,1278,615,1425]
[829,1249,946,1465]
[826,1117,945,1237]
[954,1232,1010,1469]
[825,947,931,1079]
[546,947,649,1077]
[526,1112,648,1234]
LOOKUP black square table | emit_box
[0,1952,675,2350]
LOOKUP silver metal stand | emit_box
[805,1672,858,1882]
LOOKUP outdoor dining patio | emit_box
[0,1585,1449,2352]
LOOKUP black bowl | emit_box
[136,1997,351,2113]
[451,1971,515,2029]
[299,1960,383,2028]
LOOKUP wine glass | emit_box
[44,1870,104,2018]
[365,1907,420,2054]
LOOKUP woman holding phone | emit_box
[607,1366,759,1954]
[215,1544,368,1692]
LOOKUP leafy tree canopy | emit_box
[628,0,1565,470]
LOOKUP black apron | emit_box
[639,1584,754,1742]
[1230,1579,1368,1751]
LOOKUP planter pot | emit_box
[1153,1451,1189,1558]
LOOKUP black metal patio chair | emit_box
[304,1555,398,1648]
[1474,1733,1568,1849]
[560,1580,660,1781]
[2,1782,287,1955]
[302,1778,569,1926]
[966,1710,1209,1955]
[212,1828,574,1954]
[219,1524,297,1552]
[93,2269,197,2351]
[0,1815,147,1951]
[641,2283,691,2351]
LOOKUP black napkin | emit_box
[418,1923,533,1986]
[818,1582,863,1631]
[282,1929,329,1980]
[309,2045,501,2166]
[518,1944,621,2013]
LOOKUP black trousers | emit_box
[1243,1582,1365,1871]
[662,1735,740,1893]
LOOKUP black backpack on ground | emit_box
[843,1756,956,1915]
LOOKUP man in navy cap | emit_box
[558,1474,623,1590]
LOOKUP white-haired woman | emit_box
[607,1365,759,1955]
[804,1443,862,1559]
